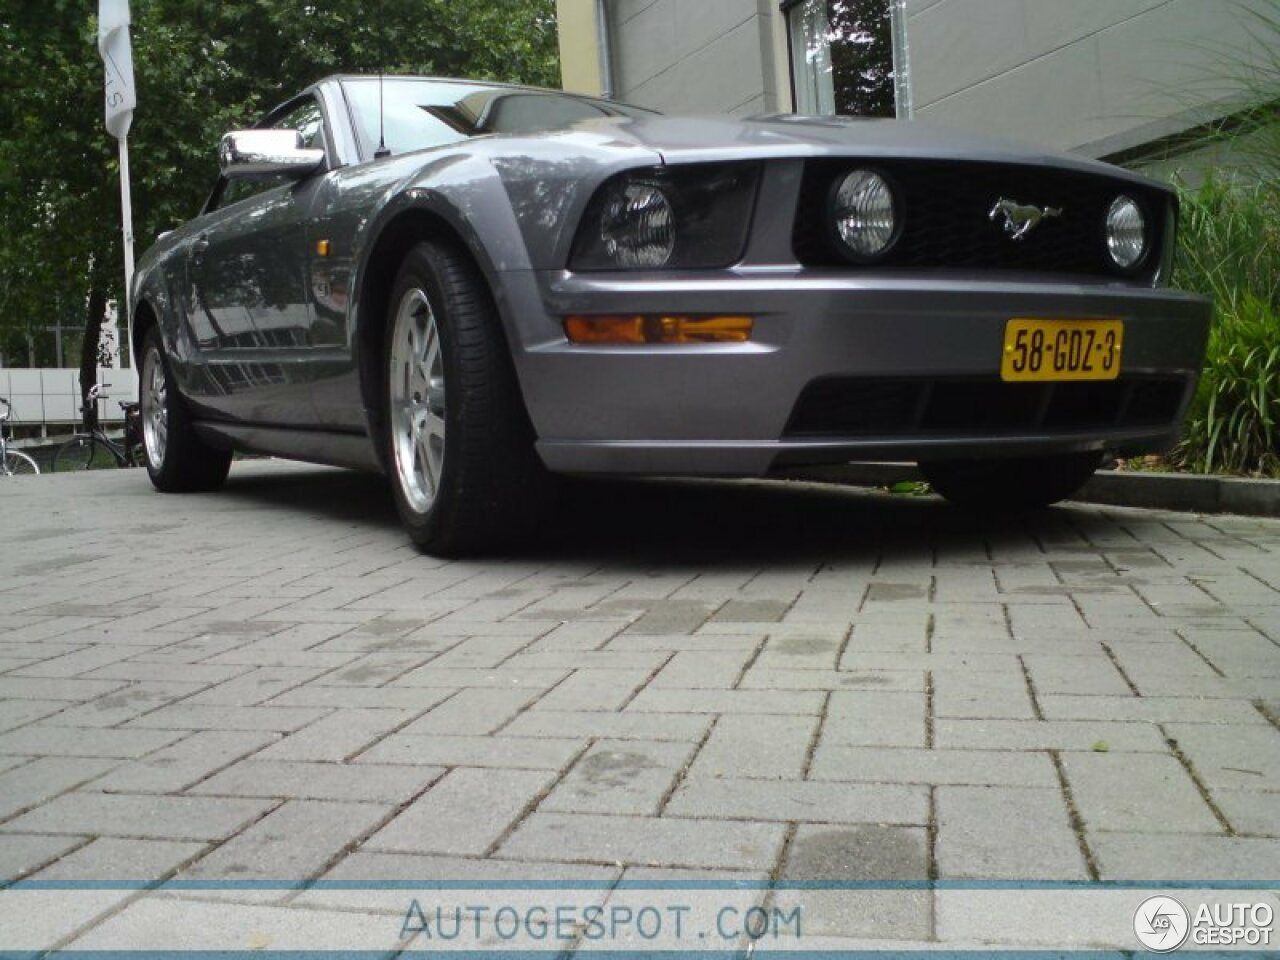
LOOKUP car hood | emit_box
[544,113,1165,189]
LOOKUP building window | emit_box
[785,0,908,118]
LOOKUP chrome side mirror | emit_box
[218,129,325,180]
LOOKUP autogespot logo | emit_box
[1135,896,1191,953]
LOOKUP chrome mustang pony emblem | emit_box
[989,198,1063,241]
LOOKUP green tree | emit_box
[0,0,559,414]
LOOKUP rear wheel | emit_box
[2,450,39,475]
[53,437,98,471]
[384,240,542,555]
[920,452,1101,511]
[140,327,232,492]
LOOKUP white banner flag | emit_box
[98,0,135,140]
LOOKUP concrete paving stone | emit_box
[688,714,817,781]
[0,756,121,820]
[837,652,1021,674]
[189,759,446,804]
[0,724,185,760]
[7,643,146,679]
[0,700,68,734]
[809,746,1059,787]
[83,660,260,685]
[252,709,425,763]
[624,601,716,635]
[299,851,619,914]
[89,730,280,794]
[1021,654,1135,697]
[367,768,555,857]
[124,704,332,733]
[264,685,454,711]
[932,671,1037,720]
[775,824,930,941]
[650,650,756,689]
[396,688,543,736]
[1180,628,1280,676]
[668,776,927,826]
[506,650,670,671]
[391,666,569,689]
[63,894,402,953]
[0,833,89,882]
[1091,832,1280,881]
[356,733,585,770]
[935,785,1088,880]
[502,710,712,743]
[754,633,842,669]
[626,688,825,716]
[738,668,924,692]
[1164,723,1280,790]
[542,740,694,815]
[41,680,210,728]
[1061,753,1223,835]
[1211,788,1280,836]
[181,799,392,882]
[32,837,206,881]
[0,677,129,702]
[1038,694,1268,725]
[2,792,278,841]
[182,666,338,706]
[609,632,762,652]
[524,620,631,651]
[531,669,658,712]
[709,598,792,623]
[935,719,1169,753]
[819,691,926,748]
[499,812,786,871]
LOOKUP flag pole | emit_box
[118,135,135,376]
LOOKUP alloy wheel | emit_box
[389,287,447,515]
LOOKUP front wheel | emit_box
[53,437,98,471]
[384,240,542,555]
[2,450,39,476]
[139,328,232,492]
[920,452,1101,511]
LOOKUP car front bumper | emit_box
[515,270,1212,476]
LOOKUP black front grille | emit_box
[785,375,1188,439]
[793,159,1170,283]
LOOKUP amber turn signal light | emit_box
[564,315,753,345]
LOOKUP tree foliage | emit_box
[0,0,560,375]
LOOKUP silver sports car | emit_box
[132,75,1212,554]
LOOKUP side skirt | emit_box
[193,421,382,473]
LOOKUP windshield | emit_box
[341,78,656,158]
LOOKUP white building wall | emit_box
[593,0,1272,158]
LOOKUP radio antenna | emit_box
[374,17,390,159]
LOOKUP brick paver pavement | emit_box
[0,460,1277,946]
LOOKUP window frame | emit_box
[780,0,911,119]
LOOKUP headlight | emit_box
[1106,195,1147,270]
[832,169,899,261]
[600,182,676,269]
[571,163,761,272]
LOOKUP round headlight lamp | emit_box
[832,169,899,261]
[1106,195,1147,270]
[600,182,676,269]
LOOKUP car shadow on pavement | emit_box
[216,464,1048,565]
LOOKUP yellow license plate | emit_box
[1001,318,1124,382]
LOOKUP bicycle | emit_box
[0,397,40,476]
[52,383,145,471]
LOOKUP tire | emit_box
[920,452,1101,511]
[139,327,232,492]
[384,240,542,555]
[2,450,39,476]
[53,437,97,471]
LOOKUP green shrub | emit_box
[1171,178,1280,475]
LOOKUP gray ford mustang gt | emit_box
[132,75,1212,554]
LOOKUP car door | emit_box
[185,97,330,425]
